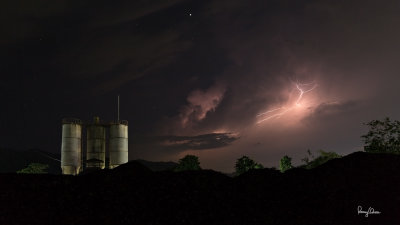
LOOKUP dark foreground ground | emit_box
[1,152,399,225]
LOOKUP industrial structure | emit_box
[109,120,129,169]
[61,118,83,175]
[61,97,128,175]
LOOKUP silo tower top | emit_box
[62,118,82,124]
[110,120,128,125]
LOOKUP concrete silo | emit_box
[61,118,82,175]
[86,117,106,169]
[109,120,128,169]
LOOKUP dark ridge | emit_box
[315,151,400,172]
[111,160,153,174]
[134,159,178,171]
[0,152,399,225]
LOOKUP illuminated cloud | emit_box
[180,83,226,127]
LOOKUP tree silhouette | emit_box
[362,117,400,153]
[235,156,263,175]
[301,149,314,165]
[174,155,201,171]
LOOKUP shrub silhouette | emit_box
[17,163,49,174]
[279,155,293,172]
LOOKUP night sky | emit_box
[3,0,400,172]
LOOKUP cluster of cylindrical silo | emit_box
[61,117,128,175]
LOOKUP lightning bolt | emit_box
[256,107,284,117]
[256,81,318,124]
[294,82,318,106]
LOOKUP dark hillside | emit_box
[0,148,61,174]
[0,152,399,225]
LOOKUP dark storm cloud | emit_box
[60,29,191,95]
[138,133,239,152]
[50,0,191,96]
[303,100,359,122]
[2,0,190,96]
